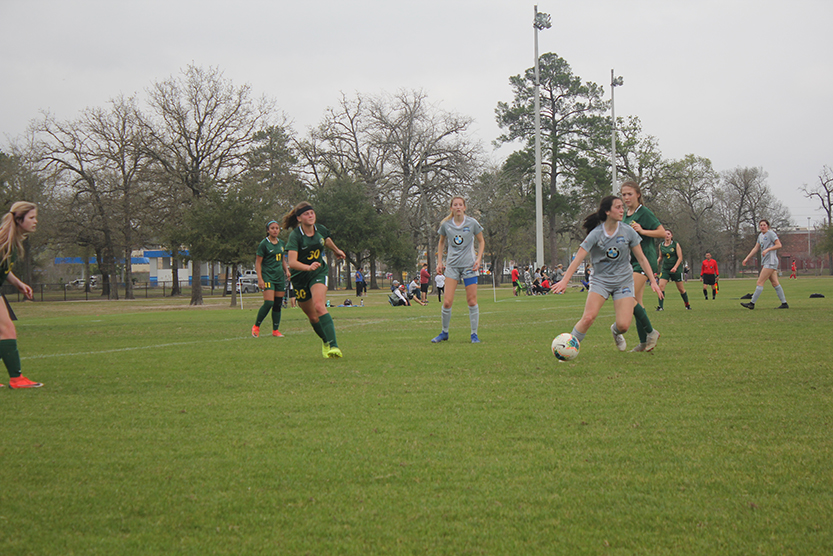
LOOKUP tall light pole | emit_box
[808,216,812,258]
[533,6,551,269]
[610,69,623,194]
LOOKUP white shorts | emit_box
[589,275,635,301]
[445,266,478,285]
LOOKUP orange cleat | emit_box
[9,376,43,389]
[272,330,284,338]
[251,325,260,338]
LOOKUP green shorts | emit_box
[659,268,682,282]
[261,273,286,292]
[291,269,327,303]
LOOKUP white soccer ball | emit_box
[551,333,580,361]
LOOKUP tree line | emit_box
[1,56,830,303]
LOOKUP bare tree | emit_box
[142,65,274,305]
[801,166,833,273]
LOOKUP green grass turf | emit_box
[1,278,831,555]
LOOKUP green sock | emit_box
[681,292,689,306]
[319,313,338,348]
[0,339,22,378]
[271,303,282,331]
[658,296,664,309]
[311,319,327,343]
[255,300,274,327]
[633,303,653,343]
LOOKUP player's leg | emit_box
[657,278,668,310]
[0,299,40,388]
[432,276,457,342]
[571,291,607,343]
[271,290,285,336]
[631,272,659,351]
[253,286,275,337]
[766,268,788,307]
[463,274,479,342]
[310,282,339,355]
[675,279,691,309]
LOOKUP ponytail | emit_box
[582,196,617,234]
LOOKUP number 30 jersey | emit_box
[286,223,330,279]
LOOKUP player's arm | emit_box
[255,255,265,289]
[473,231,485,271]
[631,221,666,238]
[742,242,761,266]
[324,237,345,260]
[763,238,783,255]
[551,247,587,294]
[672,243,683,272]
[287,250,317,272]
[282,254,290,279]
[435,235,446,275]
[5,271,33,300]
[632,244,663,298]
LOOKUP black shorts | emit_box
[702,274,717,286]
[420,283,429,295]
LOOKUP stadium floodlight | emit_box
[533,5,551,270]
[610,69,624,194]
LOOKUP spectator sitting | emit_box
[391,279,400,292]
[540,277,550,293]
[389,284,425,306]
[408,278,422,300]
[553,264,565,282]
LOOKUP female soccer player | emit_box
[0,202,42,388]
[252,220,290,338]
[282,202,347,357]
[431,196,485,344]
[741,219,789,310]
[621,181,665,352]
[550,196,662,352]
[656,229,691,311]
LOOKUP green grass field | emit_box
[2,277,831,555]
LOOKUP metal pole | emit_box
[611,69,617,194]
[534,5,544,270]
[610,70,623,194]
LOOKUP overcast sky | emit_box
[1,0,831,225]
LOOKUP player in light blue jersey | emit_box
[551,196,662,353]
[430,196,485,344]
[741,219,789,309]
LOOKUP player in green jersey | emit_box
[281,202,346,358]
[252,220,291,338]
[0,202,42,389]
[621,181,665,352]
[655,229,691,311]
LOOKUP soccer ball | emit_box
[551,333,580,361]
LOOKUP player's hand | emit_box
[550,279,567,295]
[309,262,320,271]
[334,249,345,260]
[19,283,33,300]
[258,279,265,290]
[630,222,643,233]
[651,281,663,299]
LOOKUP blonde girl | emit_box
[0,202,42,388]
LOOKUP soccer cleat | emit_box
[775,303,789,309]
[431,331,449,343]
[272,330,284,337]
[741,302,755,310]
[9,376,43,389]
[685,305,692,310]
[630,343,647,353]
[611,324,627,352]
[656,306,663,311]
[471,333,480,344]
[327,346,343,358]
[645,329,661,352]
[322,342,331,358]
[0,382,4,388]
[251,325,260,338]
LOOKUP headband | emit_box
[295,205,314,218]
[266,220,279,228]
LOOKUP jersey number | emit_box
[306,249,321,262]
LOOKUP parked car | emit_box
[225,276,259,294]
[69,277,97,288]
